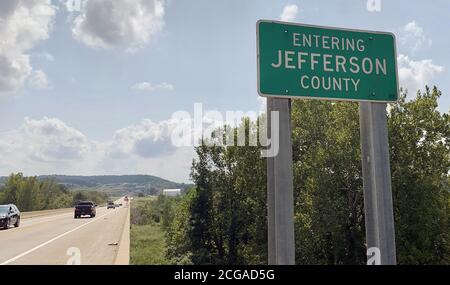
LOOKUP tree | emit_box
[0,174,108,211]
[1,173,24,205]
[291,100,365,264]
[182,120,267,265]
[388,87,450,264]
[166,189,196,265]
[166,86,449,265]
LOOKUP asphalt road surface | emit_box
[0,199,129,265]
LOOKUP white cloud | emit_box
[22,117,90,160]
[0,53,31,93]
[280,4,299,22]
[0,117,90,167]
[397,54,444,93]
[0,117,194,182]
[28,70,51,90]
[0,111,263,182]
[132,82,174,92]
[102,117,196,182]
[0,0,56,93]
[398,21,432,53]
[108,119,181,158]
[71,0,165,51]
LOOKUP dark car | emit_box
[74,201,97,218]
[107,201,115,209]
[0,204,21,230]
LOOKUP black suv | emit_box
[0,204,21,230]
[74,201,97,218]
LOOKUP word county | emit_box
[270,33,388,92]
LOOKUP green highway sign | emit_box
[257,20,399,102]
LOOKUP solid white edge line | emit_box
[0,210,116,265]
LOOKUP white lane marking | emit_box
[0,210,116,265]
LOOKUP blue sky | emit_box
[0,0,448,182]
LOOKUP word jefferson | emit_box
[271,50,387,76]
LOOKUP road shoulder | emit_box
[114,204,130,265]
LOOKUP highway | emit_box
[0,198,129,265]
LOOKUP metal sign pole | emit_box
[267,97,295,265]
[359,102,397,265]
[267,97,276,265]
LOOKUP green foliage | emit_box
[389,87,450,264]
[164,86,449,265]
[166,189,196,265]
[0,173,108,211]
[170,119,268,265]
[130,224,170,265]
[290,86,449,265]
[72,190,109,206]
[130,195,180,227]
[291,99,366,264]
[130,195,184,265]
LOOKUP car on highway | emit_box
[74,201,97,218]
[0,204,21,229]
[107,201,115,209]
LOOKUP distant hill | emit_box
[0,175,192,197]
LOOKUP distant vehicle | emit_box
[107,201,115,209]
[118,203,123,206]
[0,204,21,229]
[74,201,97,218]
[115,203,120,208]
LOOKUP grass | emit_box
[130,224,170,265]
[134,195,157,203]
[130,196,170,265]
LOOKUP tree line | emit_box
[0,173,109,211]
[160,87,449,265]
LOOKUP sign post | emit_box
[257,20,399,265]
[266,98,276,265]
[267,97,295,265]
[359,102,397,265]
